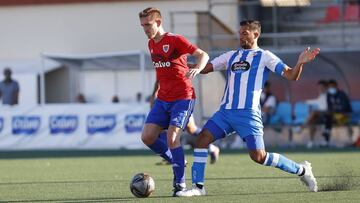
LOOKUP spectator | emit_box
[136,92,142,102]
[112,95,120,103]
[322,79,352,146]
[0,67,19,105]
[76,93,87,103]
[304,80,328,148]
[260,81,277,125]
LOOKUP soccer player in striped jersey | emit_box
[139,7,209,196]
[176,20,320,197]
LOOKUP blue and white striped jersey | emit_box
[211,48,286,111]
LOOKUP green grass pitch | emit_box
[0,149,359,202]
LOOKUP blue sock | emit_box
[147,132,172,163]
[171,146,185,184]
[159,131,167,142]
[262,152,303,175]
[192,148,208,185]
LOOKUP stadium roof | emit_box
[39,50,151,104]
[0,59,59,74]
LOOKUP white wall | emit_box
[80,69,155,103]
[0,0,239,59]
[0,0,210,60]
[17,74,38,106]
[199,72,226,117]
[211,0,239,32]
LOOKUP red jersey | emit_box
[148,32,198,102]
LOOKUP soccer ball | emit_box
[130,173,155,198]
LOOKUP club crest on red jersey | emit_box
[163,44,169,53]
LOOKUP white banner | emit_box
[0,104,149,150]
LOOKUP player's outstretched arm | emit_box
[188,63,214,74]
[283,47,320,81]
[186,49,209,79]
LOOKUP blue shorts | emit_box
[145,99,195,129]
[203,108,265,150]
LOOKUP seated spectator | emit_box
[260,81,277,125]
[136,92,142,102]
[304,80,328,148]
[0,67,19,105]
[76,93,87,103]
[322,79,352,146]
[112,95,120,103]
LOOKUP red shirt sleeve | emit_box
[175,35,198,55]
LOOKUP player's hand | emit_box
[186,68,201,79]
[297,47,320,64]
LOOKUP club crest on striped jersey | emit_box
[163,44,170,53]
[231,60,250,73]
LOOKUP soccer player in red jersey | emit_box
[139,7,209,196]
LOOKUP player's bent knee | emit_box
[195,130,214,148]
[195,138,209,148]
[141,133,155,146]
[249,150,266,164]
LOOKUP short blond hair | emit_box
[139,7,162,19]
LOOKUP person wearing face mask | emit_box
[0,67,19,105]
[322,79,352,146]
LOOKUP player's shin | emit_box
[192,148,208,187]
[262,152,304,175]
[171,146,186,187]
[148,132,173,163]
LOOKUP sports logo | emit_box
[153,61,171,68]
[0,117,3,133]
[125,114,146,133]
[87,114,116,135]
[49,115,78,134]
[12,116,41,135]
[163,44,169,53]
[231,60,250,73]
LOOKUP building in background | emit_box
[0,0,238,105]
